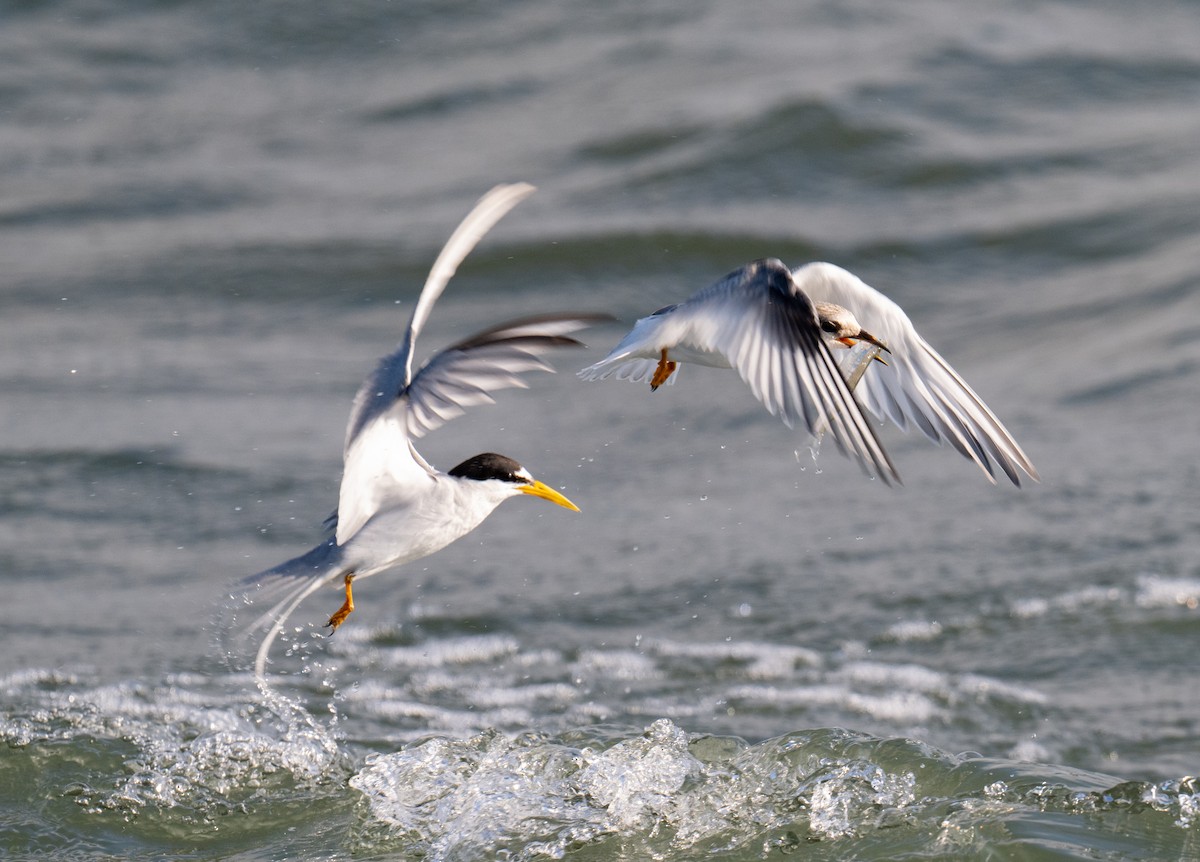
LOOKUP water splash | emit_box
[347,719,921,859]
[4,675,1199,859]
[0,673,347,817]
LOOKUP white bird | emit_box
[579,258,1039,486]
[790,261,1038,485]
[578,258,901,485]
[237,183,609,680]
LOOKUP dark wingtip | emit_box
[449,312,616,351]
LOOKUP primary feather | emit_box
[579,258,900,485]
[795,262,1039,485]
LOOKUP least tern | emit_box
[238,183,609,680]
[579,258,1037,486]
[578,258,901,484]
[791,261,1039,485]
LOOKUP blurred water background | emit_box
[2,1,1200,859]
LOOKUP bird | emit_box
[790,261,1038,485]
[235,183,611,681]
[578,258,901,485]
[579,258,1038,486]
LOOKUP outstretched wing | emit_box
[795,261,1039,485]
[337,312,609,545]
[335,184,536,546]
[342,183,537,454]
[403,313,613,439]
[677,259,899,485]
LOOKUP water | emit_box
[3,1,1200,859]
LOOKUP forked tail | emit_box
[225,540,346,685]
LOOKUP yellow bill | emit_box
[519,480,580,512]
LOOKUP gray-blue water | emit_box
[3,2,1199,859]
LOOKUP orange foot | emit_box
[650,348,677,391]
[325,572,356,635]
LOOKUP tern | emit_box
[801,261,1039,485]
[237,183,609,680]
[579,258,1039,485]
[579,258,901,484]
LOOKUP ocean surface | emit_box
[3,1,1200,859]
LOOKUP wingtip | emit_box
[865,448,903,488]
[482,181,537,210]
[1003,458,1041,487]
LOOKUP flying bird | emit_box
[237,183,609,680]
[578,258,901,484]
[789,261,1038,485]
[579,258,1038,485]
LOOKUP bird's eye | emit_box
[820,320,839,334]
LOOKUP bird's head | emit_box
[448,452,580,511]
[814,302,890,361]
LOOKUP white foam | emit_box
[577,719,699,830]
[348,718,925,858]
[884,619,945,642]
[804,761,917,840]
[572,648,661,681]
[646,637,822,678]
[1011,585,1126,619]
[726,682,943,724]
[373,634,522,668]
[1135,574,1200,610]
[839,660,948,693]
[959,674,1048,705]
[2,678,343,814]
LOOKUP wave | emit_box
[5,670,1195,860]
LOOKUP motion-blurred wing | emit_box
[680,259,899,484]
[795,261,1039,485]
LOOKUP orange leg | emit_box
[650,348,677,391]
[325,572,356,634]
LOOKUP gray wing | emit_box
[795,261,1039,485]
[342,183,537,455]
[403,313,615,439]
[335,183,541,546]
[336,313,609,545]
[679,259,900,485]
